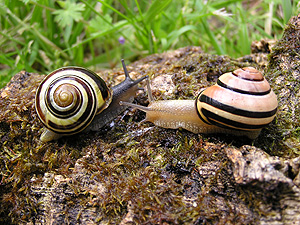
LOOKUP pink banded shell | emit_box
[196,67,278,131]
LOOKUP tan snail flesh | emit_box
[120,67,278,139]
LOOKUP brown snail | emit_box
[35,59,147,142]
[120,67,278,139]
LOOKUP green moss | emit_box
[0,30,298,222]
[68,129,255,224]
[259,14,300,157]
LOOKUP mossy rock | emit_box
[1,15,300,224]
[265,14,300,158]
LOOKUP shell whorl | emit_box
[35,67,112,135]
[196,67,278,131]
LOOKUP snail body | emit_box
[120,67,278,139]
[85,61,147,131]
[35,60,147,142]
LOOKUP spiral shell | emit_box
[35,67,112,135]
[196,67,278,131]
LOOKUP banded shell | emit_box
[196,67,278,131]
[35,67,112,135]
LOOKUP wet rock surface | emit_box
[1,15,300,225]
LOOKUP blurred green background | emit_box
[0,0,299,88]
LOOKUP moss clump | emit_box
[258,14,300,157]
[67,130,255,224]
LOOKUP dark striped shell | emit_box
[35,67,112,135]
[196,67,278,131]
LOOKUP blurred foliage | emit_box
[0,0,299,87]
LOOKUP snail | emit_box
[35,59,147,142]
[120,67,278,139]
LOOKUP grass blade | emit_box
[201,19,225,55]
[144,0,172,24]
[282,0,292,24]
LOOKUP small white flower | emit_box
[212,8,233,17]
